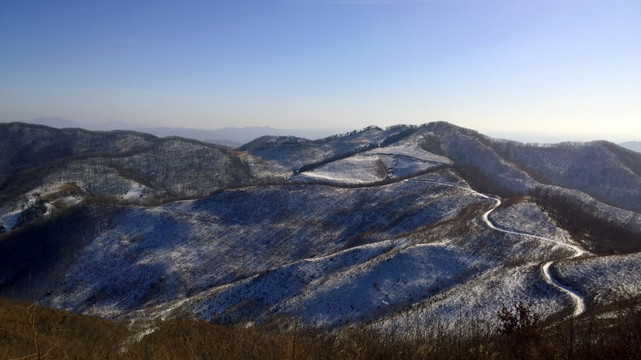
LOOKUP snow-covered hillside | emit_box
[0,123,262,210]
[554,252,641,308]
[240,126,411,175]
[418,122,641,212]
[42,172,484,317]
[2,121,641,335]
[37,167,614,331]
[290,141,452,185]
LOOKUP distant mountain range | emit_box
[1,121,640,336]
[19,117,349,148]
[620,141,641,153]
[17,116,641,151]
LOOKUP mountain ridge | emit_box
[14,117,641,150]
[1,121,640,335]
[15,117,348,147]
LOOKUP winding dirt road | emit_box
[479,195,586,317]
[405,179,587,317]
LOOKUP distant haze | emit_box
[11,117,639,149]
[19,117,350,147]
[619,141,641,153]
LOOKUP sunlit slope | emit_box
[31,171,602,329]
[1,121,641,333]
[41,171,484,318]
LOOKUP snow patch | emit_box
[123,183,147,200]
[291,142,452,185]
[0,210,21,230]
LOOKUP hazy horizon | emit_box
[5,116,640,145]
[1,0,639,142]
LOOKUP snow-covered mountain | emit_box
[0,122,261,206]
[1,121,640,334]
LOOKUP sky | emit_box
[1,0,640,142]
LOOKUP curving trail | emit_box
[479,196,586,256]
[541,261,586,317]
[405,178,587,317]
[479,195,586,317]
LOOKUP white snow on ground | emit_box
[541,261,585,317]
[44,202,55,215]
[43,172,488,321]
[293,157,387,184]
[0,183,85,231]
[489,200,573,242]
[123,183,147,200]
[280,242,483,327]
[290,142,452,185]
[378,265,568,334]
[192,239,407,325]
[554,252,641,307]
[4,122,640,337]
[191,175,589,328]
[368,142,453,178]
[30,137,628,334]
[54,195,83,207]
[476,194,587,317]
[38,166,599,333]
[0,210,20,230]
[248,126,399,174]
[400,178,588,319]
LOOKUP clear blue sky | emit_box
[1,0,640,141]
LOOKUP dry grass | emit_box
[0,297,127,360]
[2,294,641,360]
